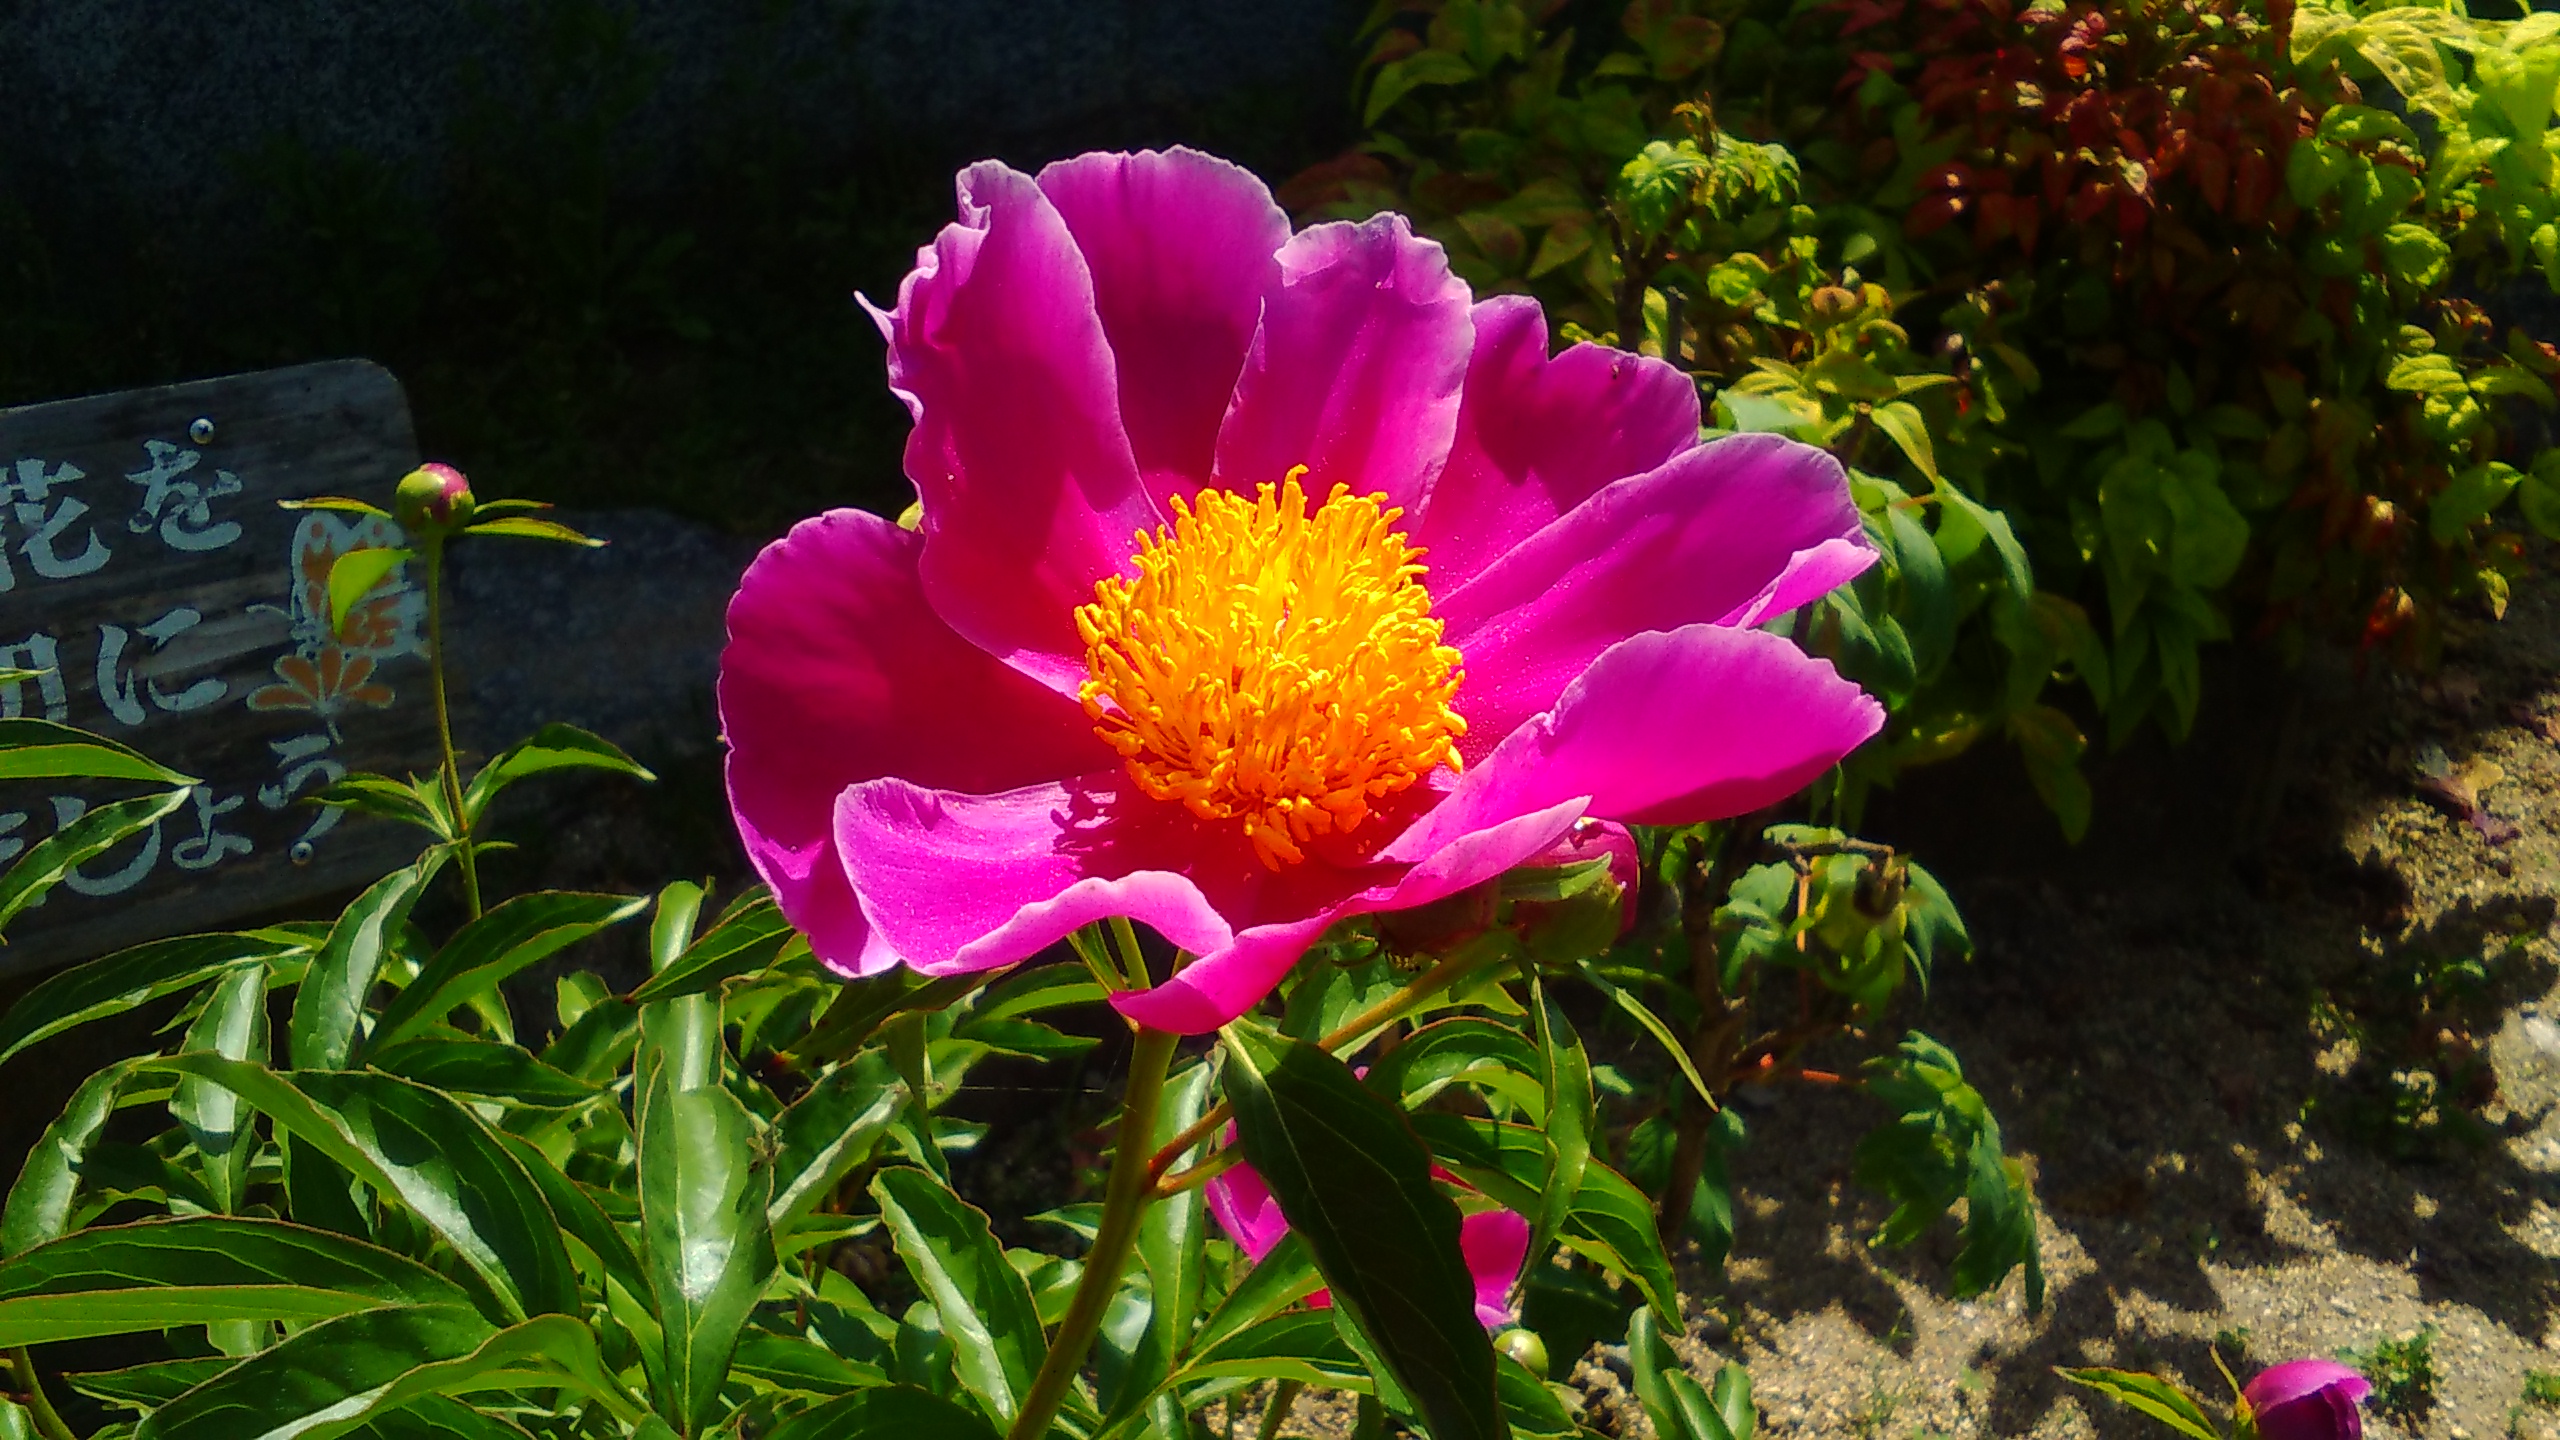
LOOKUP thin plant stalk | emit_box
[8,1347,74,1440]
[1254,1379,1307,1440]
[421,540,482,920]
[1148,930,1516,1181]
[1005,1022,1180,1440]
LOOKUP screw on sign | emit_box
[0,361,447,977]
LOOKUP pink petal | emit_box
[1204,1159,1294,1263]
[1437,432,1875,753]
[1112,797,1585,1034]
[1038,149,1289,507]
[2244,1360,2372,1417]
[1212,213,1474,511]
[833,769,1392,987]
[1418,624,1883,839]
[1462,1208,1531,1328]
[718,510,1108,975]
[1413,297,1701,587]
[868,161,1153,691]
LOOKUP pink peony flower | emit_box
[719,147,1883,1033]
[2243,1359,2370,1440]
[1204,1159,1531,1328]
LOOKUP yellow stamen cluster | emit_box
[1076,469,1467,870]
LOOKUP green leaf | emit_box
[310,775,449,837]
[766,1052,904,1229]
[1099,1061,1218,1432]
[459,516,603,546]
[1175,1310,1370,1394]
[1410,1113,1680,1325]
[1221,1021,1503,1440]
[762,1385,1002,1440]
[1,1062,130,1256]
[134,1308,630,1440]
[1629,1309,1749,1440]
[1934,481,2033,604]
[636,992,779,1434]
[2386,353,2471,395]
[2378,222,2451,287]
[0,1217,472,1346]
[871,1167,1046,1427]
[2431,462,2523,544]
[337,1395,537,1440]
[2522,462,2560,540]
[0,932,300,1066]
[67,1359,236,1412]
[461,724,654,823]
[1497,1355,1579,1438]
[1572,963,1712,1105]
[0,719,194,785]
[1529,980,1593,1281]
[327,547,414,636]
[2055,1368,2223,1440]
[629,898,792,1003]
[1192,1235,1324,1357]
[278,496,392,519]
[1869,401,1939,484]
[482,1132,645,1304]
[171,961,272,1212]
[1364,1017,1544,1116]
[136,1057,581,1322]
[366,1038,600,1108]
[366,891,646,1054]
[1853,1033,2042,1308]
[0,788,193,934]
[290,852,446,1070]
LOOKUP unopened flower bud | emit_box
[1808,286,1861,325]
[1496,1328,1550,1376]
[396,463,476,533]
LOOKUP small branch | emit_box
[1146,934,1515,1183]
[1153,1146,1244,1201]
[9,1348,75,1440]
[1255,1379,1307,1440]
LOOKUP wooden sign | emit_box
[0,360,440,977]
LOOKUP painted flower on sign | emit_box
[719,147,1883,1033]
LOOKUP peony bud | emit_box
[1511,820,1641,965]
[395,463,476,534]
[2242,1359,2371,1440]
[1496,1328,1550,1376]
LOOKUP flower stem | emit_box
[1254,1379,1306,1440]
[9,1347,75,1440]
[1006,1023,1180,1440]
[422,540,481,921]
[1147,930,1517,1182]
